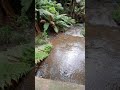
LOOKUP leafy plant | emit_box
[15,15,30,29]
[35,44,52,63]
[76,0,85,22]
[0,26,12,45]
[21,46,35,67]
[0,44,35,89]
[0,1,34,89]
[35,0,75,33]
[35,51,48,63]
[0,25,30,46]
[63,0,85,22]
[35,34,48,45]
[21,0,33,15]
[10,32,28,44]
[0,62,31,89]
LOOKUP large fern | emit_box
[35,44,52,64]
[0,62,31,89]
[0,44,34,89]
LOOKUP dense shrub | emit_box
[35,0,75,33]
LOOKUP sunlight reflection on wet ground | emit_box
[36,26,85,85]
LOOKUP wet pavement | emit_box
[36,25,85,85]
[86,25,120,90]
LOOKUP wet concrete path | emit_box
[86,25,120,89]
[36,25,85,85]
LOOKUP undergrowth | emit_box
[35,38,52,64]
[35,0,75,33]
[0,62,31,89]
[0,45,34,89]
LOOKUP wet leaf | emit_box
[44,23,50,31]
[54,26,59,33]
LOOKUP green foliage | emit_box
[10,0,32,32]
[75,0,85,15]
[0,25,30,45]
[0,26,12,45]
[21,0,33,15]
[35,44,52,64]
[35,34,48,45]
[35,30,52,64]
[0,62,31,89]
[0,44,35,89]
[21,46,34,67]
[36,0,63,12]
[10,32,28,44]
[63,0,85,22]
[55,14,75,28]
[16,15,30,29]
[35,51,48,63]
[112,8,120,23]
[0,1,33,88]
[43,44,52,53]
[44,22,50,32]
[35,0,75,33]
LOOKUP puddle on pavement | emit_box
[36,25,85,85]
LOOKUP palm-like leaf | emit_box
[35,0,75,33]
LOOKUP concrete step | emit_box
[35,77,85,90]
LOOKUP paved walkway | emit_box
[35,77,85,90]
[36,25,85,85]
